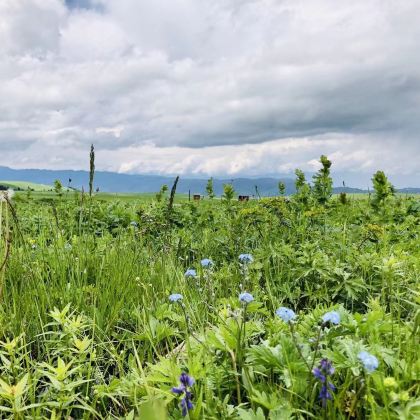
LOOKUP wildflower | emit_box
[239,254,253,264]
[172,373,195,416]
[184,269,197,278]
[200,258,213,268]
[383,377,398,388]
[130,221,138,227]
[0,189,14,202]
[276,307,296,323]
[313,359,336,407]
[169,293,183,303]
[239,292,254,304]
[399,391,410,402]
[358,351,379,373]
[322,311,340,325]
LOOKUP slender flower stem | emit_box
[289,322,310,370]
[178,302,207,348]
[229,350,242,404]
[310,326,323,372]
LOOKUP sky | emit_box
[0,0,419,187]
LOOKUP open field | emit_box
[14,190,190,204]
[0,186,419,419]
[0,181,54,192]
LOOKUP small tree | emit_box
[312,155,333,205]
[339,192,348,205]
[278,181,286,196]
[54,179,63,197]
[206,177,215,199]
[371,170,395,209]
[294,169,311,205]
[222,183,235,202]
[156,185,168,202]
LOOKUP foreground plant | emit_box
[172,373,195,417]
[313,359,336,407]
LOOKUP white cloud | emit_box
[96,126,124,138]
[0,0,419,186]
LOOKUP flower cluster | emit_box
[358,351,379,373]
[172,373,195,416]
[200,258,213,268]
[169,294,183,303]
[238,253,253,264]
[322,311,340,325]
[239,292,254,304]
[313,359,336,407]
[276,307,296,323]
[184,269,197,278]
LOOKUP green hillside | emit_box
[0,180,53,191]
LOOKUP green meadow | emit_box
[0,165,419,419]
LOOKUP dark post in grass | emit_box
[168,175,180,212]
[254,185,261,199]
[89,144,95,198]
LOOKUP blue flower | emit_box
[276,307,297,323]
[239,292,254,304]
[319,382,336,405]
[322,311,340,325]
[172,373,195,416]
[312,359,336,407]
[169,293,183,302]
[319,358,335,375]
[200,258,213,268]
[312,367,326,382]
[184,269,197,278]
[239,254,254,263]
[358,351,379,373]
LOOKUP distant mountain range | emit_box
[1,166,419,196]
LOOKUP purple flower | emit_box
[320,358,335,375]
[312,359,336,407]
[322,311,340,325]
[319,383,336,405]
[239,292,254,304]
[172,373,195,416]
[276,307,296,323]
[312,367,326,382]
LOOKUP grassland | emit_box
[0,186,419,419]
[0,180,54,191]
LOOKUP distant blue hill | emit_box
[0,166,295,195]
[1,166,419,196]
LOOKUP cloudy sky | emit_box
[1,0,419,187]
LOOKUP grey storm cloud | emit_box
[0,0,419,185]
